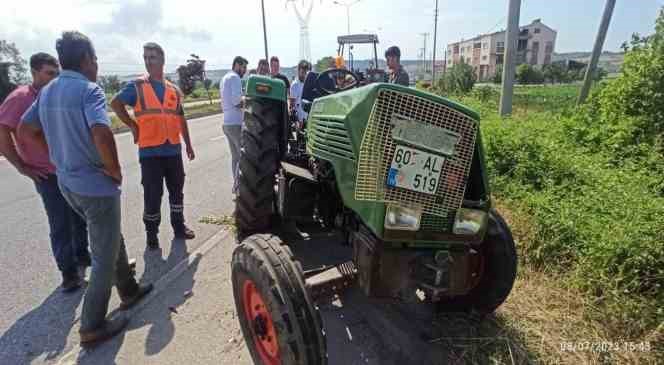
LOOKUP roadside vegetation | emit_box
[421,8,664,364]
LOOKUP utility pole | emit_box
[499,0,521,116]
[432,0,440,82]
[261,0,269,60]
[578,0,616,104]
[333,0,361,35]
[420,32,430,74]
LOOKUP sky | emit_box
[1,0,662,75]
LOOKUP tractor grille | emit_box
[420,213,455,231]
[355,89,478,224]
[308,116,355,161]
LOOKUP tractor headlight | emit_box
[453,208,488,235]
[384,204,422,231]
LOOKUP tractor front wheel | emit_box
[437,209,518,314]
[235,98,281,241]
[231,234,327,365]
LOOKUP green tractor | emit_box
[231,69,517,365]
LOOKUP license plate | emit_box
[387,145,444,195]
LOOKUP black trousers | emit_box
[140,155,186,236]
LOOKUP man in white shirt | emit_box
[289,60,311,124]
[220,56,248,195]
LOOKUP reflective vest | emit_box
[133,76,182,148]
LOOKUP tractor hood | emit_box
[306,83,488,246]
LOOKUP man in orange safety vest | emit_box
[111,42,195,250]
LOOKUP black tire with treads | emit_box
[235,98,281,241]
[232,234,327,365]
[437,209,518,314]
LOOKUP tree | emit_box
[436,59,476,95]
[516,64,544,84]
[97,75,122,94]
[492,67,503,84]
[176,54,212,103]
[542,63,568,84]
[0,40,28,84]
[315,56,334,72]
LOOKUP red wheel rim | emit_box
[243,279,281,365]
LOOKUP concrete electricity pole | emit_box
[420,32,430,74]
[578,0,616,104]
[261,0,269,60]
[499,0,522,116]
[432,0,440,82]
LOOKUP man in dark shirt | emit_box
[270,56,290,93]
[385,46,410,86]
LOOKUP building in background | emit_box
[446,19,557,81]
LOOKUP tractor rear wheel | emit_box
[231,234,327,365]
[235,98,281,241]
[437,209,518,314]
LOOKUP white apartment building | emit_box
[446,19,557,80]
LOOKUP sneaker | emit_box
[174,226,195,240]
[79,317,129,347]
[119,283,154,311]
[146,234,159,250]
[61,272,82,293]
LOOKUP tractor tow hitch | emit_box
[305,261,358,301]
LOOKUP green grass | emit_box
[439,84,664,363]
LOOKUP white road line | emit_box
[0,156,6,162]
[210,135,224,141]
[56,227,231,365]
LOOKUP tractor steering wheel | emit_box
[316,69,360,95]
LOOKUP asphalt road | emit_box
[0,112,519,365]
[0,113,234,364]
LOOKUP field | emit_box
[433,83,663,363]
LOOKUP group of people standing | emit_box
[0,35,410,347]
[220,45,408,191]
[0,31,196,346]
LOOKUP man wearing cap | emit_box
[220,56,248,195]
[110,42,196,250]
[385,46,409,86]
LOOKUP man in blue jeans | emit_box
[0,52,90,292]
[19,31,152,346]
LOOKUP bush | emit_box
[481,106,664,336]
[567,8,664,191]
[471,85,498,103]
[436,59,476,95]
[492,67,502,84]
[516,64,544,84]
[542,63,569,83]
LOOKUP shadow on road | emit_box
[72,238,202,364]
[0,286,83,364]
[282,224,536,365]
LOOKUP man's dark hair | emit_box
[385,46,401,60]
[55,31,95,72]
[258,59,268,67]
[30,52,59,71]
[232,56,248,68]
[143,42,165,59]
[297,60,311,71]
[270,56,280,63]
